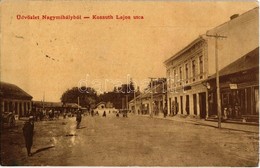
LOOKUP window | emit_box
[173,69,176,83]
[199,55,203,79]
[192,60,196,81]
[199,55,203,74]
[179,67,182,85]
[185,63,189,83]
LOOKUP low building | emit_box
[129,83,167,116]
[206,47,259,122]
[94,101,117,114]
[32,101,63,112]
[0,81,33,117]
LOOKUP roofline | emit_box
[163,35,206,65]
[206,7,259,34]
[0,81,33,99]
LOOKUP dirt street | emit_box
[1,113,259,166]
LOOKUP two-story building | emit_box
[164,37,208,118]
[164,7,258,119]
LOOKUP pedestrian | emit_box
[76,111,82,129]
[91,109,94,117]
[163,107,167,118]
[102,111,106,117]
[63,112,67,119]
[23,116,34,156]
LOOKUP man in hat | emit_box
[23,116,34,156]
[76,110,82,129]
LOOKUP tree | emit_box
[60,86,98,109]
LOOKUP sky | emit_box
[0,0,258,102]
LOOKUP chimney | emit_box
[230,14,239,20]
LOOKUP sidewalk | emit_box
[138,113,259,133]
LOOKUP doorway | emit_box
[199,92,206,118]
[186,95,190,115]
[193,94,197,115]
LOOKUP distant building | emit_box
[0,82,33,117]
[95,101,117,113]
[164,7,259,119]
[129,83,167,115]
[32,101,63,112]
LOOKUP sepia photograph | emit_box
[0,0,259,166]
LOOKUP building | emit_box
[94,101,117,114]
[164,37,208,118]
[207,47,259,122]
[129,83,167,116]
[0,81,33,117]
[164,7,259,119]
[32,101,63,112]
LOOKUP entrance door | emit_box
[186,95,190,115]
[175,97,178,114]
[199,92,206,118]
[180,96,183,114]
[193,94,197,115]
[169,98,172,115]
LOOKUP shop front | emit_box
[207,48,259,122]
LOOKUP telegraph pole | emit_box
[206,33,227,128]
[134,89,137,114]
[77,96,80,110]
[126,95,129,111]
[149,77,157,118]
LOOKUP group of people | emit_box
[223,103,241,120]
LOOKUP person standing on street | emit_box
[76,110,82,129]
[102,111,106,117]
[23,116,34,156]
[163,107,167,118]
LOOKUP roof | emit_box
[96,102,106,106]
[130,83,167,101]
[207,7,258,35]
[33,101,63,108]
[208,47,259,80]
[64,103,81,108]
[0,82,33,100]
[164,36,205,65]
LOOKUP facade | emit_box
[32,101,63,112]
[95,101,117,114]
[0,82,33,117]
[207,47,259,121]
[164,7,259,119]
[164,37,208,118]
[129,83,167,115]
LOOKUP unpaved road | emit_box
[1,113,259,166]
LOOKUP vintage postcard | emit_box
[0,0,259,166]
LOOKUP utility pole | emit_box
[149,77,157,118]
[126,95,129,111]
[77,96,80,110]
[206,33,227,128]
[43,91,45,110]
[134,89,137,114]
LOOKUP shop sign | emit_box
[183,86,191,91]
[229,84,238,89]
